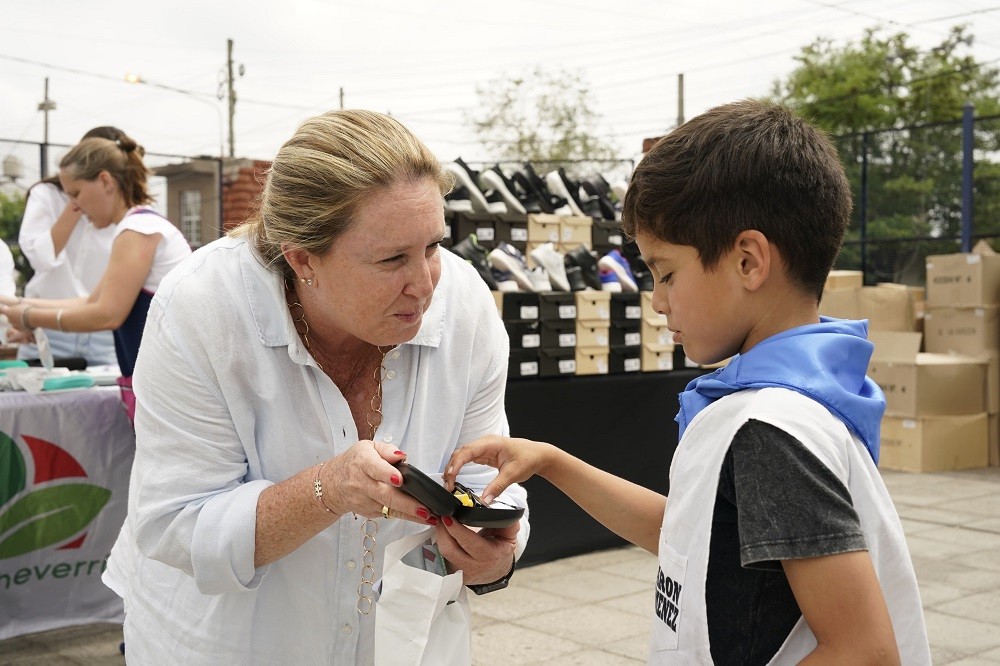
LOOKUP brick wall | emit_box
[221,159,270,232]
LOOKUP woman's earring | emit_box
[299,277,314,286]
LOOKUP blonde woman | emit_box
[101,110,530,664]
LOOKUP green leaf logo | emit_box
[0,430,27,506]
[0,484,111,559]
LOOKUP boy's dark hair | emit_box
[621,99,852,301]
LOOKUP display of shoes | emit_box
[564,265,588,292]
[444,185,474,213]
[488,242,534,291]
[529,242,571,292]
[563,244,602,291]
[445,160,490,213]
[522,163,569,214]
[451,234,498,290]
[479,166,527,215]
[545,168,585,217]
[581,173,612,198]
[599,267,622,292]
[528,266,552,292]
[598,248,638,292]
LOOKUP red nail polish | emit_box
[427,517,438,526]
[416,507,429,519]
[442,516,453,527]
[393,450,405,456]
[390,474,400,486]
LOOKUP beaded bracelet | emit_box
[20,305,33,330]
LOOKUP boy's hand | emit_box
[443,434,552,504]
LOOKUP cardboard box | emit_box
[527,214,562,243]
[540,320,577,348]
[508,349,540,379]
[611,321,642,347]
[611,293,642,322]
[868,332,987,417]
[560,216,592,247]
[539,347,576,377]
[879,413,988,472]
[575,346,609,375]
[990,414,1000,468]
[575,291,611,322]
[505,321,540,350]
[923,306,1000,355]
[453,212,499,249]
[825,270,864,291]
[610,345,642,373]
[576,321,610,348]
[592,220,625,254]
[538,293,577,321]
[495,213,528,251]
[492,291,503,317]
[820,285,917,331]
[500,292,539,322]
[926,251,1000,307]
[642,343,675,372]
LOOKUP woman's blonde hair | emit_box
[233,109,452,280]
[59,134,152,208]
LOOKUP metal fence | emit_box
[831,107,1000,286]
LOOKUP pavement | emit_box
[2,467,999,665]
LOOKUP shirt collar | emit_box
[240,239,445,350]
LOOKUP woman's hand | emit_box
[0,303,29,331]
[435,519,519,585]
[443,434,554,505]
[321,440,436,525]
[4,327,34,344]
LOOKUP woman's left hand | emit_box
[434,518,519,585]
[0,304,28,331]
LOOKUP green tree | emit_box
[0,192,30,290]
[467,67,621,172]
[772,25,1000,284]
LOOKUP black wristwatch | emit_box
[467,557,516,595]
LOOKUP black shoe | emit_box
[581,173,612,198]
[480,166,526,214]
[451,234,499,289]
[564,265,588,292]
[444,184,474,213]
[579,196,605,221]
[545,168,585,217]
[522,163,568,213]
[564,244,602,290]
[629,255,654,291]
[511,171,550,214]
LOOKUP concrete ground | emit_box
[2,468,999,665]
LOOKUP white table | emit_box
[0,386,134,640]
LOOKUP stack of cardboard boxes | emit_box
[923,244,1000,468]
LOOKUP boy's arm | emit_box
[784,551,900,665]
[445,435,666,554]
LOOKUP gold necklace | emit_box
[287,289,391,615]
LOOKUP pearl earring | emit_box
[301,277,314,286]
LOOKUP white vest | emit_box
[649,388,930,664]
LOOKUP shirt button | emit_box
[391,350,400,360]
[386,370,397,380]
[346,560,356,570]
[384,434,394,443]
[342,624,353,635]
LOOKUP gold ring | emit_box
[381,505,391,519]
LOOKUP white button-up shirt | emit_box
[104,236,529,665]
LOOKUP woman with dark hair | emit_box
[15,126,134,365]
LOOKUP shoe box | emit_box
[610,345,642,373]
[560,216,593,247]
[506,320,541,350]
[592,220,625,257]
[537,293,578,377]
[500,292,540,379]
[639,291,675,372]
[527,214,562,244]
[496,213,529,253]
[453,212,499,250]
[611,293,642,323]
[575,291,611,375]
[509,348,541,379]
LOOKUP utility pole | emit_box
[676,73,685,128]
[339,87,344,110]
[226,39,236,158]
[37,77,56,178]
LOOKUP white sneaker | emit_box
[545,170,585,217]
[528,266,551,292]
[611,180,628,201]
[479,168,527,214]
[529,242,570,292]
[445,162,490,213]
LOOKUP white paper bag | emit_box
[374,527,471,666]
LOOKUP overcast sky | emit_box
[3,0,1000,177]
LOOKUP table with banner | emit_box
[0,387,134,641]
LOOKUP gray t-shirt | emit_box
[706,418,868,665]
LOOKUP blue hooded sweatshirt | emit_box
[676,318,886,463]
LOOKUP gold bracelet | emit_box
[20,305,33,329]
[313,462,337,513]
[56,309,65,332]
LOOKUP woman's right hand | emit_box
[443,434,553,505]
[320,440,435,525]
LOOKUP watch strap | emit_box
[467,557,516,595]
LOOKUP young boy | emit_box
[443,99,930,664]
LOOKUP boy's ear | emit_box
[734,230,770,292]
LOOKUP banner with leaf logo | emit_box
[0,388,134,640]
